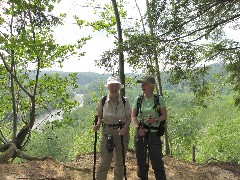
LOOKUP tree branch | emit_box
[0,129,8,144]
[219,46,240,51]
[0,53,33,99]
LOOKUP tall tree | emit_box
[0,0,89,162]
[75,0,128,93]
[124,0,240,105]
[111,0,125,96]
[122,0,239,154]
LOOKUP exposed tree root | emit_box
[0,143,17,163]
[203,157,220,166]
[0,143,90,172]
[49,158,91,172]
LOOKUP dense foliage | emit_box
[1,0,239,165]
[25,69,240,164]
[76,0,240,106]
[0,0,89,162]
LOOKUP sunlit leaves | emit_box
[166,90,240,163]
[74,18,85,27]
[124,33,155,72]
[36,72,79,111]
[197,116,240,163]
[0,0,84,152]
[226,56,240,106]
[121,0,240,106]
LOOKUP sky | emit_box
[1,1,239,74]
[26,0,239,74]
[52,0,145,74]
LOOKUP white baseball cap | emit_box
[106,75,123,88]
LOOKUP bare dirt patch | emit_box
[0,151,239,180]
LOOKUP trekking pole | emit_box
[93,115,98,180]
[140,118,147,176]
[119,120,127,180]
[146,115,151,174]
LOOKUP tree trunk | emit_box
[111,0,125,96]
[146,0,170,155]
[0,143,17,163]
[15,126,31,149]
[0,143,47,163]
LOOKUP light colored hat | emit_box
[136,75,156,84]
[106,75,123,88]
[107,75,121,85]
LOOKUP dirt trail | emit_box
[0,151,239,180]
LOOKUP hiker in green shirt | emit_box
[132,75,167,180]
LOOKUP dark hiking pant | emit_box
[134,132,166,180]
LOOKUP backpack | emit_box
[136,94,165,136]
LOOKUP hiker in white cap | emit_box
[93,75,131,180]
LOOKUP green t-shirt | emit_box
[132,95,166,128]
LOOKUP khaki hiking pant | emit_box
[96,125,129,180]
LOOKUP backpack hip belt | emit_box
[102,122,125,129]
[142,123,159,131]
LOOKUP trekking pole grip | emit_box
[119,120,123,129]
[94,115,98,126]
[141,118,145,129]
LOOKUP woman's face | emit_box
[141,82,154,94]
[108,83,120,95]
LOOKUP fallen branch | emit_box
[49,158,91,172]
[203,157,220,166]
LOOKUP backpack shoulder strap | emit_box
[136,94,144,117]
[153,94,161,115]
[102,95,126,108]
[153,94,159,104]
[101,95,107,114]
[121,96,126,106]
[102,95,107,107]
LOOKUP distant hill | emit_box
[40,71,136,85]
[37,63,226,93]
